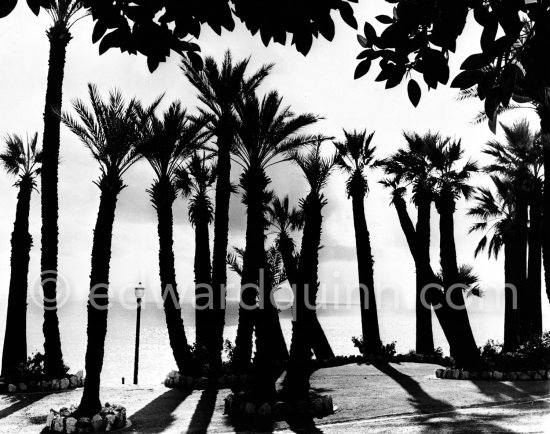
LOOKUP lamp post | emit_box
[133,282,145,385]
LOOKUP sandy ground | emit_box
[0,362,548,433]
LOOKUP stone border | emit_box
[45,403,127,433]
[1,371,84,394]
[163,370,251,390]
[224,393,334,420]
[435,368,550,381]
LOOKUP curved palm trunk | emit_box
[154,182,194,375]
[514,194,529,342]
[282,196,322,400]
[392,196,464,360]
[438,196,480,369]
[351,193,381,354]
[278,234,334,359]
[527,195,542,338]
[210,124,232,371]
[193,198,212,349]
[41,26,71,378]
[77,183,120,417]
[415,195,435,354]
[1,176,33,377]
[503,239,521,352]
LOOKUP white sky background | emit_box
[0,1,547,329]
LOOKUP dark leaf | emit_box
[376,15,393,24]
[98,30,120,55]
[484,88,500,121]
[461,53,492,70]
[480,15,498,52]
[147,56,160,73]
[363,21,376,40]
[354,59,371,79]
[0,0,17,18]
[92,20,108,44]
[26,0,40,15]
[450,70,483,89]
[407,79,421,107]
[339,2,358,30]
[357,34,368,48]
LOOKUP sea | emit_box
[1,299,548,386]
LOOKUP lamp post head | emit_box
[135,282,145,301]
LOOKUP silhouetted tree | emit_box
[335,129,381,354]
[0,133,41,377]
[62,84,158,416]
[181,52,272,372]
[176,153,216,349]
[140,103,209,375]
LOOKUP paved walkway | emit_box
[0,362,548,433]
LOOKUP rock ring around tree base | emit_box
[45,403,128,433]
[1,371,84,394]
[435,368,550,381]
[223,393,335,420]
[163,371,252,390]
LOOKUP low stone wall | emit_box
[224,393,334,420]
[1,371,84,394]
[163,370,251,390]
[435,368,550,381]
[45,403,127,433]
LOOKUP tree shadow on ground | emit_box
[471,380,540,402]
[128,388,191,433]
[285,415,324,434]
[0,393,49,420]
[372,362,515,433]
[187,386,218,433]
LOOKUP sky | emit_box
[0,2,547,329]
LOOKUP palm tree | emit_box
[62,84,158,416]
[0,133,41,377]
[230,90,318,398]
[377,132,439,355]
[282,141,337,400]
[267,196,334,360]
[176,152,216,349]
[468,176,520,351]
[181,51,272,370]
[139,103,209,376]
[483,120,543,340]
[41,0,85,378]
[334,129,381,354]
[427,137,481,368]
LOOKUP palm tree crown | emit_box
[62,84,159,192]
[176,152,217,226]
[468,176,515,259]
[139,102,210,202]
[334,129,375,198]
[0,133,41,182]
[47,0,85,33]
[233,91,319,172]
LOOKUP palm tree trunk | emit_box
[351,193,381,354]
[278,235,334,359]
[154,181,194,375]
[233,182,263,372]
[527,195,542,338]
[392,196,466,361]
[503,239,521,352]
[282,195,322,400]
[415,195,435,354]
[210,125,232,371]
[1,176,33,377]
[438,196,480,369]
[537,101,550,305]
[77,184,120,417]
[41,26,71,378]
[515,194,529,342]
[194,202,212,349]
